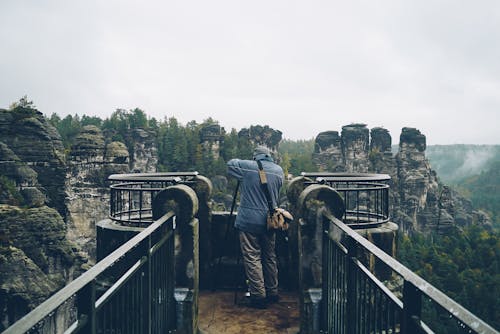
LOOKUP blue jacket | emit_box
[227,156,284,234]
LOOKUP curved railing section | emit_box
[301,172,391,229]
[108,172,199,225]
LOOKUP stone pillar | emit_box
[355,222,399,280]
[396,127,439,232]
[190,175,213,288]
[67,130,131,262]
[295,184,345,334]
[238,125,282,161]
[286,176,313,290]
[152,185,199,334]
[129,128,158,173]
[96,184,200,334]
[341,124,370,173]
[200,123,224,160]
[312,131,344,172]
[370,127,392,154]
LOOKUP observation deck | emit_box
[3,172,497,334]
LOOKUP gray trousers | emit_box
[239,230,278,299]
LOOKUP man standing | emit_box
[227,146,284,309]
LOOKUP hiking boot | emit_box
[266,294,280,304]
[249,296,267,309]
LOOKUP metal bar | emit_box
[346,235,357,334]
[139,189,143,222]
[367,280,372,333]
[141,235,152,334]
[128,190,131,223]
[322,219,329,332]
[95,257,146,310]
[356,190,359,222]
[77,280,96,334]
[402,280,422,334]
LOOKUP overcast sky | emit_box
[1,1,499,144]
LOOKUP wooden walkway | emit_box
[198,291,300,334]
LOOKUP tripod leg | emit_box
[233,242,242,305]
[212,181,240,291]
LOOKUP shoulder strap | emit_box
[257,160,275,212]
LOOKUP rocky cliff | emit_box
[313,124,492,233]
[65,125,130,259]
[0,106,88,329]
[238,125,282,160]
[0,106,159,326]
[0,108,66,216]
[0,205,87,330]
[128,128,158,173]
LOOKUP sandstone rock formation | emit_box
[65,125,158,261]
[313,131,343,171]
[66,126,128,260]
[0,108,66,216]
[341,123,370,173]
[238,125,282,160]
[0,142,45,207]
[200,123,225,160]
[313,124,491,233]
[129,128,158,173]
[0,205,86,330]
[0,107,87,328]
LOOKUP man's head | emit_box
[253,145,272,161]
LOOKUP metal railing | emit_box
[301,173,390,229]
[320,211,497,334]
[109,172,198,225]
[3,211,177,334]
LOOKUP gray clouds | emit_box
[1,0,499,144]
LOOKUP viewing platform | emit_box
[3,172,497,334]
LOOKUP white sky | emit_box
[1,1,499,144]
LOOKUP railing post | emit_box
[321,215,329,333]
[142,236,152,334]
[345,235,358,334]
[402,280,422,334]
[77,279,96,334]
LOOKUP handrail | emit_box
[108,172,199,226]
[301,172,391,182]
[323,210,497,334]
[300,173,391,228]
[108,172,198,181]
[2,211,175,334]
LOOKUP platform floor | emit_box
[198,290,300,334]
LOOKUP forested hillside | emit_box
[458,160,500,224]
[426,145,499,184]
[426,145,500,225]
[398,226,499,330]
[48,109,252,178]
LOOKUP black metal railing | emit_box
[320,211,497,334]
[3,211,177,334]
[109,172,198,225]
[302,173,390,229]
